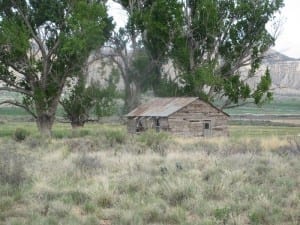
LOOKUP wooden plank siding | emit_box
[127,117,170,133]
[126,98,229,137]
[168,99,228,137]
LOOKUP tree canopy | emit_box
[0,0,113,135]
[114,0,284,108]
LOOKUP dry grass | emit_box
[0,126,299,225]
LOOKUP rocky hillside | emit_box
[246,50,300,96]
[89,49,300,96]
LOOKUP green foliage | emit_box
[223,75,252,104]
[83,201,96,214]
[61,69,118,127]
[13,128,29,142]
[0,0,113,135]
[104,128,127,146]
[118,0,283,107]
[63,191,90,205]
[93,68,119,117]
[252,68,273,105]
[154,75,182,97]
[138,130,169,154]
[214,207,231,225]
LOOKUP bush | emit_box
[84,201,96,213]
[214,207,231,224]
[66,139,96,152]
[97,193,114,208]
[73,153,102,173]
[104,129,126,146]
[0,150,27,188]
[71,129,91,138]
[13,128,29,142]
[63,191,90,205]
[138,130,169,154]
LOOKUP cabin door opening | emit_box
[203,120,212,137]
[155,118,160,132]
[136,118,145,133]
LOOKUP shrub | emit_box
[0,196,13,212]
[104,129,126,146]
[97,193,114,208]
[25,136,47,149]
[138,130,169,154]
[214,207,231,225]
[157,180,194,206]
[66,139,96,152]
[164,207,186,224]
[63,191,90,205]
[13,128,29,142]
[142,201,168,223]
[274,137,300,155]
[73,153,102,173]
[0,149,27,188]
[71,129,91,138]
[48,201,70,218]
[84,201,96,213]
[249,209,266,225]
[84,216,99,225]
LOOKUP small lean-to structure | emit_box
[126,97,229,137]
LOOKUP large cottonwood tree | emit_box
[0,0,113,136]
[107,0,182,112]
[114,0,283,108]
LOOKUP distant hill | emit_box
[263,49,299,63]
[242,49,300,96]
[87,48,300,97]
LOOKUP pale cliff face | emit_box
[86,49,300,96]
[241,50,300,96]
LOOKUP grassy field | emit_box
[0,123,299,225]
[1,122,300,138]
[0,95,299,122]
[225,96,300,115]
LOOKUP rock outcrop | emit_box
[245,50,300,96]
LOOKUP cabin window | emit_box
[203,120,212,136]
[204,122,210,129]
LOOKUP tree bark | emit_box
[124,81,141,113]
[35,90,62,137]
[71,117,86,129]
[36,114,55,137]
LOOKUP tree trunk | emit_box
[71,119,85,129]
[124,81,141,113]
[35,92,61,137]
[36,114,55,137]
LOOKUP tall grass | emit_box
[0,123,299,224]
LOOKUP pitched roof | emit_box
[126,97,198,117]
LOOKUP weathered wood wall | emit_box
[127,117,169,133]
[168,99,229,137]
[127,99,229,137]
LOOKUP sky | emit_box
[107,0,300,59]
[272,0,300,58]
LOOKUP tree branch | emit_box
[0,100,37,118]
[0,86,33,96]
[11,0,47,60]
[222,100,254,109]
[6,63,27,78]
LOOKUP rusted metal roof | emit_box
[126,97,199,117]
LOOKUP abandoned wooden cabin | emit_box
[126,97,230,137]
